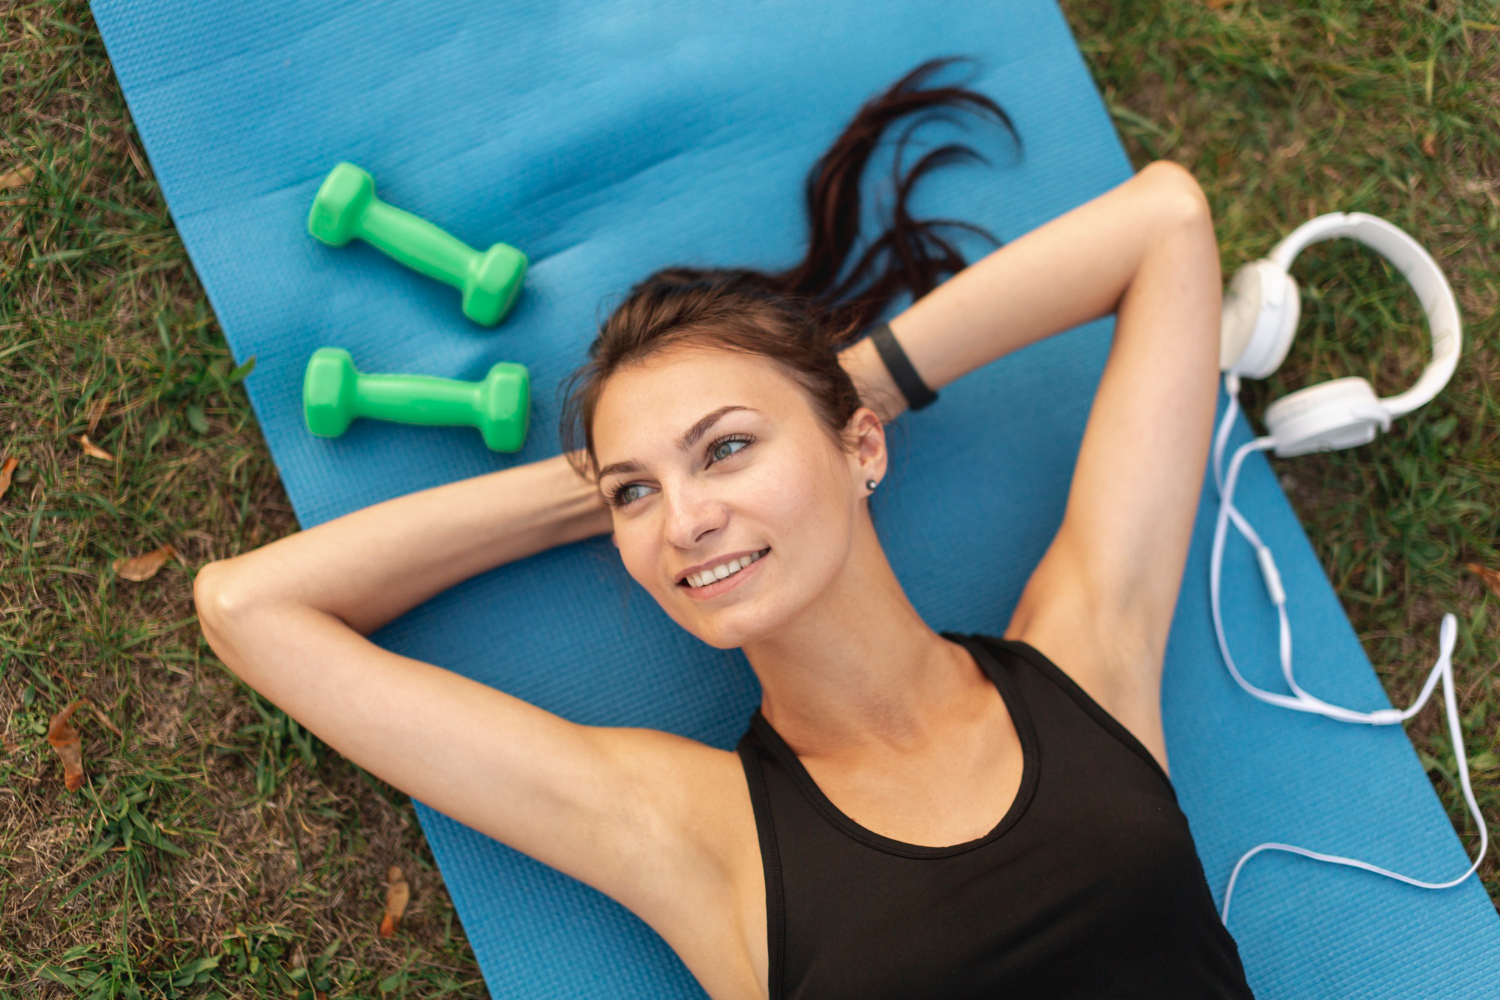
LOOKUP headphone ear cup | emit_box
[1263,376,1392,457]
[1219,264,1264,371]
[1222,261,1300,379]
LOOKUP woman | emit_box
[196,62,1253,998]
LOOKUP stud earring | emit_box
[866,479,878,491]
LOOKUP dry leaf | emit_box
[47,700,86,792]
[75,434,115,462]
[379,866,410,937]
[1421,133,1438,157]
[0,456,17,502]
[1467,563,1500,601]
[87,392,113,435]
[114,544,177,582]
[0,165,35,191]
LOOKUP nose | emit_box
[662,478,727,550]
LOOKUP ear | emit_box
[611,532,620,549]
[845,406,889,493]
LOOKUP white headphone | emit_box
[1209,213,1484,924]
[1219,211,1462,457]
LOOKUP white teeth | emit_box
[685,550,765,588]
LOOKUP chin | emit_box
[664,592,799,651]
[676,608,777,651]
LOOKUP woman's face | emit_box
[592,345,885,649]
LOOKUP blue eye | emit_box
[710,434,753,464]
[606,482,652,508]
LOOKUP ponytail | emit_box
[777,57,1017,340]
[562,57,1017,467]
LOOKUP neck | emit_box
[743,513,982,758]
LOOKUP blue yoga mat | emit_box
[91,1,1499,996]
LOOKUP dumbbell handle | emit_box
[355,198,476,291]
[354,371,488,428]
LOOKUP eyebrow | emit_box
[595,405,756,481]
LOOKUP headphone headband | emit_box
[1267,212,1461,417]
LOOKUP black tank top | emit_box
[736,634,1254,999]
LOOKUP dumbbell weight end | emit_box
[303,347,360,437]
[478,362,530,452]
[307,163,375,247]
[464,244,528,326]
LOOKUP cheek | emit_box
[741,448,842,537]
[612,521,661,591]
[734,439,857,593]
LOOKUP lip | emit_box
[677,548,769,600]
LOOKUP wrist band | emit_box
[867,321,938,411]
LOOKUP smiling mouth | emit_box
[680,548,770,589]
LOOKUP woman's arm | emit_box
[199,454,610,636]
[193,457,757,954]
[841,161,1221,763]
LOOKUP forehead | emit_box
[592,347,809,460]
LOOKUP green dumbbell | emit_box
[307,162,528,326]
[303,347,529,452]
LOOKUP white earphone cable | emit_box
[1210,375,1487,924]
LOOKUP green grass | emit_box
[1,0,1496,996]
[1,2,484,996]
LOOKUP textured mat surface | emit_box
[91,0,1500,996]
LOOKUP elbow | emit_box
[193,559,256,647]
[194,559,272,678]
[193,559,228,628]
[1137,160,1213,236]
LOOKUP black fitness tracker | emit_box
[867,321,938,411]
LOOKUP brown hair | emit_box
[562,58,1017,471]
